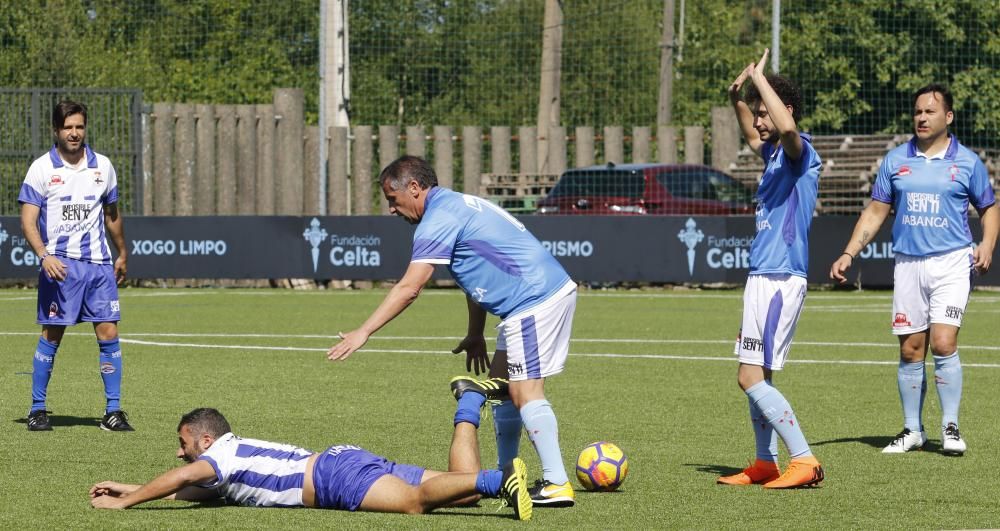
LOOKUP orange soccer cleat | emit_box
[762,456,824,489]
[717,459,780,486]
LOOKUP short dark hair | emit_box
[746,75,803,123]
[178,408,232,438]
[52,100,88,129]
[913,83,953,113]
[379,155,438,191]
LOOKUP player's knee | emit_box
[930,341,957,357]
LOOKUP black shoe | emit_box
[449,376,510,402]
[528,479,576,507]
[100,410,135,432]
[27,410,53,431]
[499,457,532,521]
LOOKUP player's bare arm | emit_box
[830,200,892,283]
[104,203,128,285]
[451,295,490,375]
[729,64,762,157]
[327,261,435,361]
[974,203,999,273]
[20,202,67,281]
[749,48,803,160]
[90,460,217,509]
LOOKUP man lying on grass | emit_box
[88,406,531,520]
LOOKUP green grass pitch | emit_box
[2,286,1000,529]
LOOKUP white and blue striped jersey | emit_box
[872,135,996,257]
[412,187,572,319]
[196,433,314,507]
[18,145,119,264]
[749,134,822,277]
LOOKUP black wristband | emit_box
[841,252,854,261]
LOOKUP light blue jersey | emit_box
[872,135,996,257]
[749,134,822,277]
[411,187,571,318]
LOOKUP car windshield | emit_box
[706,172,753,203]
[549,170,643,198]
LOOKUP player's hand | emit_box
[973,243,994,274]
[830,253,854,284]
[327,330,368,361]
[41,254,67,281]
[89,481,130,498]
[728,64,753,101]
[751,48,770,82]
[452,335,490,375]
[114,255,127,285]
[90,494,126,509]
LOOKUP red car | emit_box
[535,163,754,215]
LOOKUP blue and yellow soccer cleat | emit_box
[450,376,510,402]
[499,457,532,521]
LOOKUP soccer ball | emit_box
[575,441,629,491]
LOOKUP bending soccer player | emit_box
[831,83,999,455]
[717,49,824,488]
[327,156,578,507]
[89,407,532,520]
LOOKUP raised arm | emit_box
[90,460,217,509]
[326,261,436,361]
[830,200,892,283]
[749,49,803,161]
[729,64,763,158]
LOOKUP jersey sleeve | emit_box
[17,162,46,207]
[104,162,119,205]
[195,442,231,488]
[871,156,894,204]
[411,210,461,265]
[968,158,996,210]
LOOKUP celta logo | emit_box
[302,218,328,273]
[676,218,704,276]
[0,222,8,253]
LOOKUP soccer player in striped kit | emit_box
[88,407,531,520]
[19,100,132,432]
[831,84,999,455]
[716,49,825,489]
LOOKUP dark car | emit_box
[535,163,754,215]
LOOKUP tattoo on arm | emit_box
[857,230,870,248]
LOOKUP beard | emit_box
[56,135,84,156]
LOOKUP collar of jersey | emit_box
[907,134,957,161]
[48,143,98,169]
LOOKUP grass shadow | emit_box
[14,414,101,428]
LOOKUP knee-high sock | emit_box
[745,380,812,459]
[897,360,925,432]
[475,469,503,497]
[933,352,962,428]
[98,339,123,413]
[749,395,778,462]
[454,392,487,427]
[493,400,522,468]
[520,399,569,484]
[31,337,59,412]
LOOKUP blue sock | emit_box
[520,399,569,485]
[31,337,59,413]
[475,469,503,497]
[493,400,522,468]
[749,396,778,462]
[745,380,812,459]
[934,352,963,428]
[897,360,925,432]
[454,392,487,427]
[98,339,123,413]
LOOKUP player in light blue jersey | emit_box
[717,49,824,489]
[832,84,999,456]
[18,101,132,432]
[328,156,579,507]
[89,407,532,520]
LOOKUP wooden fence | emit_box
[144,88,741,216]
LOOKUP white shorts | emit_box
[734,273,807,371]
[891,247,973,335]
[496,281,576,381]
